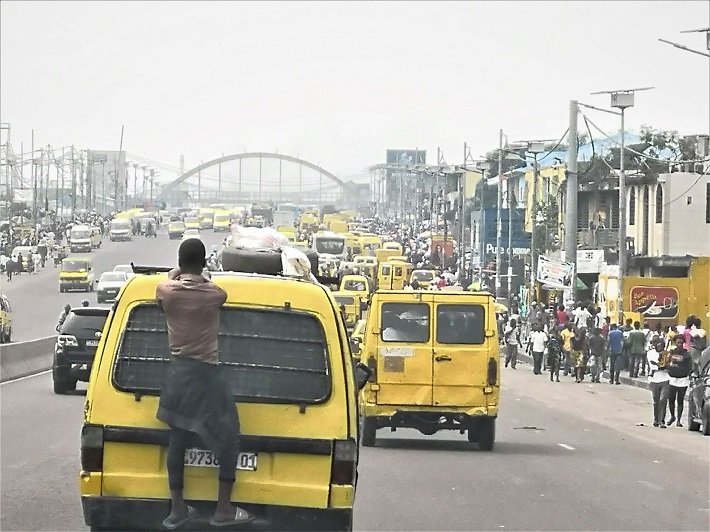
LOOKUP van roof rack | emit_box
[130,263,172,275]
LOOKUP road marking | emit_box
[637,480,663,491]
[558,443,575,450]
[0,369,51,386]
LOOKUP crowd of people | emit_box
[0,211,113,281]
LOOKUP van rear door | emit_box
[95,302,348,510]
[431,297,490,407]
[374,293,433,406]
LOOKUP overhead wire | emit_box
[582,113,710,164]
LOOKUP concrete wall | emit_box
[0,337,55,382]
[661,172,710,257]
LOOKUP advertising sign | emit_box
[629,286,679,319]
[577,249,604,274]
[386,150,426,166]
[537,255,574,290]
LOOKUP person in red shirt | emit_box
[555,305,567,327]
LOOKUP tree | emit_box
[639,125,698,161]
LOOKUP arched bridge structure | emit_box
[159,152,348,207]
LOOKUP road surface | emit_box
[2,344,708,531]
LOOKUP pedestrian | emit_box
[527,324,548,375]
[16,252,23,275]
[571,328,589,383]
[588,328,606,383]
[555,305,567,328]
[155,238,253,529]
[627,321,647,378]
[641,321,653,376]
[560,322,575,377]
[547,329,563,382]
[26,254,34,275]
[647,337,670,428]
[688,318,707,372]
[504,319,523,370]
[56,304,72,332]
[574,303,591,332]
[666,333,692,428]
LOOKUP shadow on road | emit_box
[373,437,475,452]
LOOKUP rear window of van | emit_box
[436,304,485,344]
[381,302,429,343]
[112,305,330,403]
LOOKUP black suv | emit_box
[53,307,110,394]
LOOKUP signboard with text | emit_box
[386,150,426,166]
[536,255,575,290]
[629,286,679,319]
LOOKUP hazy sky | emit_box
[2,1,709,184]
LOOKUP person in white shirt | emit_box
[574,305,591,331]
[527,324,549,375]
[647,338,670,428]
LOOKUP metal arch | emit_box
[164,152,344,189]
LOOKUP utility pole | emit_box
[31,130,36,223]
[529,151,539,304]
[258,157,262,202]
[218,162,222,197]
[198,163,202,205]
[565,100,579,303]
[507,168,514,308]
[70,145,77,218]
[590,87,653,323]
[115,125,124,214]
[495,129,503,301]
[149,169,155,207]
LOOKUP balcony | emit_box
[577,228,618,249]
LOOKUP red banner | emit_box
[630,286,679,319]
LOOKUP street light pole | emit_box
[495,129,503,301]
[529,152,539,304]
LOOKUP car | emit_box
[95,271,128,303]
[0,293,12,343]
[167,220,186,239]
[113,264,136,279]
[182,228,201,241]
[687,346,710,436]
[79,252,371,531]
[53,306,110,394]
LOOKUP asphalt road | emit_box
[1,354,708,531]
[0,228,228,342]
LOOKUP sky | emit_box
[1,0,709,186]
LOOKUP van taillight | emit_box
[330,439,357,485]
[81,424,104,471]
[487,358,497,385]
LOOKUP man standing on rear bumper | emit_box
[156,238,253,530]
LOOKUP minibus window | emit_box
[381,303,429,343]
[436,304,485,344]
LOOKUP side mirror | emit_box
[354,362,373,390]
[360,301,368,312]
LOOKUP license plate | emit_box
[86,340,99,347]
[184,449,257,471]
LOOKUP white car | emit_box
[113,264,135,279]
[95,272,128,304]
[182,228,201,241]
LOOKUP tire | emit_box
[476,418,496,451]
[687,407,701,432]
[361,416,377,447]
[52,354,76,394]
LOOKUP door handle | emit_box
[435,355,452,362]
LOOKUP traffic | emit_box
[1,202,709,531]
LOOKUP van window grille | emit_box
[112,304,330,403]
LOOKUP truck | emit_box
[273,210,297,229]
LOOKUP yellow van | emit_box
[382,241,403,255]
[332,291,362,330]
[388,261,412,290]
[339,274,371,301]
[375,248,400,265]
[80,269,370,531]
[359,290,499,450]
[349,319,367,361]
[59,257,95,292]
[0,293,12,343]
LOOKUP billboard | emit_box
[629,285,679,319]
[386,150,426,166]
[537,255,575,290]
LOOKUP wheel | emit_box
[474,418,495,451]
[361,416,377,447]
[687,406,701,432]
[52,354,76,394]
